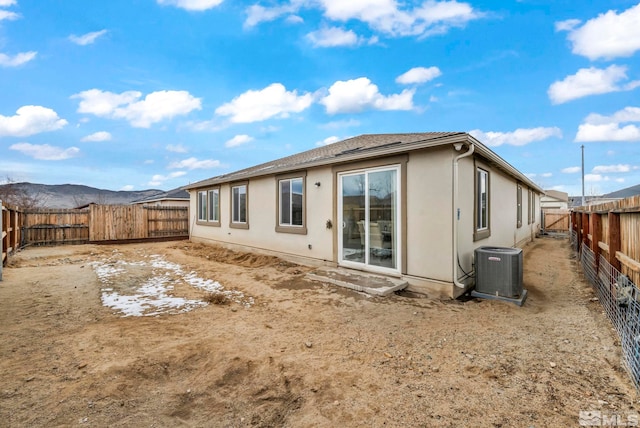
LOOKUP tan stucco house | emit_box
[541,190,569,210]
[184,132,542,298]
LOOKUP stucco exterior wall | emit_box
[457,155,540,272]
[189,167,335,264]
[405,147,454,282]
[189,146,541,298]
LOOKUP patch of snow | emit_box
[91,252,252,317]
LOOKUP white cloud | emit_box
[166,144,188,153]
[285,15,303,24]
[548,65,640,104]
[306,26,367,47]
[560,3,640,60]
[320,77,414,114]
[9,143,80,160]
[0,10,19,21]
[561,166,581,174]
[0,51,37,67]
[157,0,223,11]
[320,0,481,37]
[316,136,341,146]
[215,83,313,123]
[575,106,640,142]
[225,134,254,148]
[81,131,112,142]
[554,19,581,32]
[148,171,187,186]
[592,164,631,173]
[541,172,553,178]
[69,30,108,46]
[0,0,17,6]
[575,123,640,142]
[469,127,562,147]
[167,157,221,169]
[245,0,482,38]
[396,66,442,85]
[72,89,202,128]
[120,185,134,191]
[585,173,605,182]
[245,3,301,28]
[0,105,68,137]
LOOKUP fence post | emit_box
[581,212,590,248]
[1,199,3,281]
[608,212,622,272]
[592,213,602,271]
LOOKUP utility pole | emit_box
[581,145,585,206]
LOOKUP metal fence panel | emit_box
[578,243,640,389]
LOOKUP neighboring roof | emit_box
[603,183,640,199]
[131,187,189,203]
[543,190,568,202]
[184,132,543,193]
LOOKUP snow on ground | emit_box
[92,250,252,317]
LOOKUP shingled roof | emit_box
[184,132,543,193]
[132,186,189,204]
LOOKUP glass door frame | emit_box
[337,164,402,275]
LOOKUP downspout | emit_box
[452,142,475,288]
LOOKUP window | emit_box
[207,189,219,223]
[474,167,490,240]
[517,184,522,228]
[197,191,207,221]
[528,190,535,224]
[196,188,220,226]
[230,183,248,228]
[276,173,307,234]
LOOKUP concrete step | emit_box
[306,267,408,296]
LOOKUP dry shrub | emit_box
[203,292,229,305]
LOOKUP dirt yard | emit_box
[0,236,638,427]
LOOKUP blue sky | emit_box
[1,0,639,196]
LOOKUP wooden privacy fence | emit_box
[21,204,188,246]
[572,195,640,286]
[89,205,188,241]
[23,207,90,245]
[542,209,570,233]
[1,201,23,279]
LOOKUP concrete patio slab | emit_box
[306,267,408,296]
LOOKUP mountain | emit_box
[0,182,165,209]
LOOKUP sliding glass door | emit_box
[338,165,399,273]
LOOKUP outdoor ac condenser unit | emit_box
[474,246,524,300]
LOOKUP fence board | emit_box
[574,195,640,286]
[145,206,189,238]
[542,209,570,232]
[1,201,24,279]
[23,208,89,245]
[89,204,187,242]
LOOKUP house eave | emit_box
[183,132,543,194]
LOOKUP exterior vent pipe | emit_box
[452,142,475,288]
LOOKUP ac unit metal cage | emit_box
[473,246,525,303]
